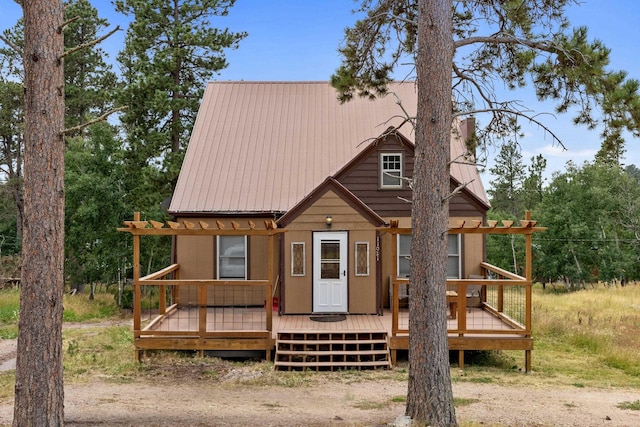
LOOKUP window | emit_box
[396,234,461,279]
[355,242,369,276]
[291,242,305,276]
[397,234,411,277]
[380,153,402,188]
[217,235,247,279]
[447,234,461,279]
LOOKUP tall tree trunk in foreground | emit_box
[406,0,456,425]
[13,0,66,425]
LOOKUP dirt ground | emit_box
[1,336,639,427]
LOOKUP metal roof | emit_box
[169,81,489,215]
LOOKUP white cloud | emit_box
[537,144,597,159]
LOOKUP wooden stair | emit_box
[274,331,391,371]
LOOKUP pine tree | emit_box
[0,80,24,251]
[13,0,66,424]
[115,0,246,210]
[488,141,526,217]
[1,0,119,251]
[523,154,547,211]
[63,0,118,134]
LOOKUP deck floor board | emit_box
[143,307,520,338]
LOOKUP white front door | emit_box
[313,231,348,313]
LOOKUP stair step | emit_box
[274,330,391,371]
[274,360,391,368]
[278,349,389,356]
[277,339,387,345]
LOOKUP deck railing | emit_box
[132,263,275,359]
[385,212,545,372]
[389,265,530,338]
[118,212,285,361]
[134,264,273,339]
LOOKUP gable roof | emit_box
[277,177,387,227]
[169,81,489,215]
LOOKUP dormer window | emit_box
[380,153,402,188]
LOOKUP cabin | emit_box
[119,81,544,371]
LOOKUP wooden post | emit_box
[391,231,399,336]
[392,281,400,334]
[133,212,141,362]
[525,211,533,373]
[159,283,166,314]
[457,282,465,334]
[198,283,207,342]
[497,284,504,313]
[172,267,179,306]
[525,211,533,336]
[266,234,273,334]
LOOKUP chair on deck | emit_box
[448,274,484,312]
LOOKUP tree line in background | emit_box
[1,0,639,294]
[487,140,640,289]
[2,0,639,292]
[0,0,245,288]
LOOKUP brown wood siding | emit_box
[283,190,378,314]
[349,230,377,313]
[174,217,278,307]
[337,135,487,219]
[449,183,488,218]
[452,216,485,278]
[337,136,414,217]
[175,234,214,306]
[282,230,312,313]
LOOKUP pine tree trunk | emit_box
[13,1,65,425]
[406,0,457,425]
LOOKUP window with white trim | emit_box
[447,234,461,279]
[396,234,461,279]
[380,153,402,188]
[217,235,247,279]
[397,234,411,277]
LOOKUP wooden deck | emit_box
[142,306,522,337]
[120,212,543,371]
[139,305,532,368]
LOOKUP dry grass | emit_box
[1,284,639,401]
[530,283,640,386]
[439,283,640,389]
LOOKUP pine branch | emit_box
[59,25,120,60]
[366,11,417,27]
[443,180,474,205]
[391,91,417,131]
[0,34,22,57]
[453,107,566,150]
[449,152,482,168]
[454,34,556,53]
[58,16,80,34]
[60,106,126,136]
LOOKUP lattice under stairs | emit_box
[274,331,391,371]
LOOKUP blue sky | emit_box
[2,0,639,184]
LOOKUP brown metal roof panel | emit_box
[169,81,488,214]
